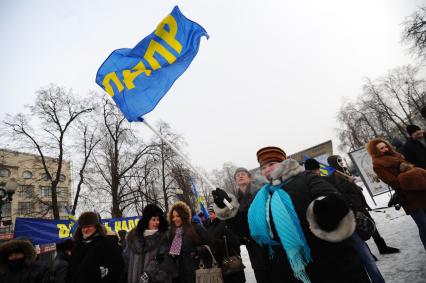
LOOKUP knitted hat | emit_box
[234,167,251,180]
[406,124,421,136]
[304,158,320,171]
[207,205,215,213]
[256,146,286,167]
[78,211,100,227]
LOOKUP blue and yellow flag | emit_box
[303,155,336,177]
[96,6,208,122]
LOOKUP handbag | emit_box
[221,236,245,276]
[355,211,376,241]
[195,245,223,283]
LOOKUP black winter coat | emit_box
[52,251,71,283]
[171,224,211,283]
[68,235,124,283]
[403,136,426,169]
[0,261,46,283]
[206,218,245,283]
[226,170,370,283]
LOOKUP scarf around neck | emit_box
[248,183,312,283]
[169,227,183,256]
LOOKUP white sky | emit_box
[0,0,424,172]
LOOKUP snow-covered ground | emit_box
[240,192,426,282]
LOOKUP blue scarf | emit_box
[248,183,312,283]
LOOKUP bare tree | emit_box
[3,85,93,219]
[90,97,151,218]
[403,6,426,61]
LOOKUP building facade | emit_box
[0,149,72,235]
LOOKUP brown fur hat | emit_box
[256,146,286,167]
[0,239,36,265]
[366,138,395,158]
[168,201,192,226]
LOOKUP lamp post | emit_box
[0,177,18,223]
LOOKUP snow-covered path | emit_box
[241,194,426,282]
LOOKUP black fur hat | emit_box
[0,239,36,265]
[136,204,168,234]
[304,158,320,171]
[78,211,100,227]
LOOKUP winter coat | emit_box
[215,159,370,283]
[51,251,71,283]
[403,136,426,169]
[68,234,124,283]
[0,239,47,283]
[124,229,174,283]
[206,218,245,283]
[372,153,426,212]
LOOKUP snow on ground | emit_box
[240,192,426,282]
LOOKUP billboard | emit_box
[348,148,390,197]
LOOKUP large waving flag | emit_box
[96,6,208,122]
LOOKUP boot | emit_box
[378,246,400,254]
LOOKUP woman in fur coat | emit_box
[366,138,426,249]
[124,204,175,283]
[68,211,124,283]
[213,146,370,283]
[168,201,212,283]
[0,238,47,283]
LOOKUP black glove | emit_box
[313,194,349,232]
[212,188,231,209]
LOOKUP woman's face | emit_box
[81,225,97,239]
[148,216,160,230]
[171,210,183,227]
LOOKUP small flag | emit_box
[65,206,77,234]
[303,155,336,176]
[96,6,208,122]
[189,177,209,219]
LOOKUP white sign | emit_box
[348,148,390,196]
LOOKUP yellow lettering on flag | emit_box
[114,221,121,232]
[123,61,152,90]
[144,40,177,70]
[121,220,129,231]
[155,15,182,54]
[128,220,135,230]
[102,72,124,97]
[57,224,71,238]
[104,222,112,232]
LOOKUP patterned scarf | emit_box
[248,183,312,283]
[169,227,183,256]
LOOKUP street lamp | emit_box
[0,177,18,223]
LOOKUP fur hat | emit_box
[0,239,36,265]
[304,158,320,171]
[168,201,192,226]
[406,124,421,136]
[256,146,286,167]
[78,211,100,227]
[137,204,168,232]
[234,167,251,180]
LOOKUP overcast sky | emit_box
[0,0,424,172]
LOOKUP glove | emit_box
[212,188,231,209]
[313,194,349,232]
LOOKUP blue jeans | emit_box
[352,233,385,283]
[410,209,426,250]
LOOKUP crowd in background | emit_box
[0,121,425,283]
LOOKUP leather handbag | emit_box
[355,211,376,241]
[195,245,223,283]
[221,235,245,276]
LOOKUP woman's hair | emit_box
[169,202,199,243]
[366,138,395,158]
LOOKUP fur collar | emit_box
[213,193,240,220]
[0,239,37,268]
[270,159,305,185]
[306,197,355,242]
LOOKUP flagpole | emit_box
[142,119,233,210]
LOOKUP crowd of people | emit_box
[0,123,424,283]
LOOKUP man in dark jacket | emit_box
[213,147,370,283]
[0,238,47,283]
[48,239,74,283]
[68,211,124,283]
[402,124,426,169]
[326,155,399,255]
[216,167,269,283]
